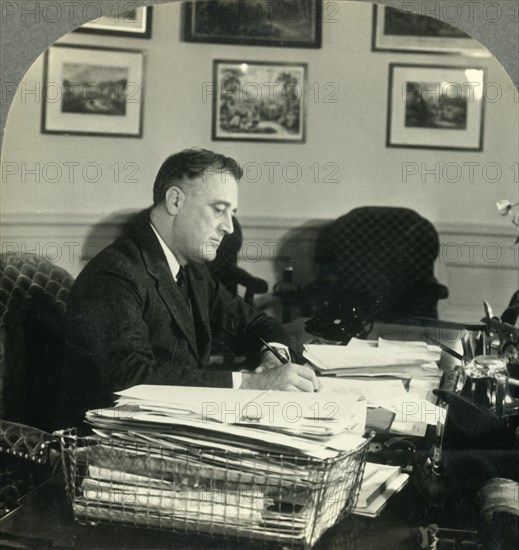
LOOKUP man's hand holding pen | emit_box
[241,361,320,392]
[240,339,321,392]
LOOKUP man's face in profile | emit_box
[172,170,238,265]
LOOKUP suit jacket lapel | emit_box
[156,270,199,359]
[133,212,200,361]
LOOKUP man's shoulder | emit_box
[95,232,141,265]
[75,226,147,285]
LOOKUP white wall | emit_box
[1,1,518,321]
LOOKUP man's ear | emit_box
[164,186,185,215]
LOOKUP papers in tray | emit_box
[85,385,368,459]
[304,338,441,377]
[77,384,377,546]
[81,477,265,521]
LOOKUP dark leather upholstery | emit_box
[0,252,73,431]
[207,217,244,296]
[208,217,268,305]
[305,207,448,322]
[502,290,519,326]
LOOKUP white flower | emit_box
[497,199,512,215]
[498,201,519,245]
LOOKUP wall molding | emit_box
[0,212,514,238]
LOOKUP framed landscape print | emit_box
[212,60,306,143]
[387,64,485,151]
[373,5,490,56]
[184,0,321,48]
[75,6,152,38]
[42,45,145,137]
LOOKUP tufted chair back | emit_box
[208,216,244,296]
[208,217,268,305]
[0,252,73,431]
[309,207,448,321]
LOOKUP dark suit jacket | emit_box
[61,211,287,426]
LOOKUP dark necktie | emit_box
[177,267,206,358]
[176,267,190,306]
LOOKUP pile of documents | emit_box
[353,462,409,518]
[86,385,368,458]
[304,338,442,380]
[317,370,446,438]
[72,385,370,543]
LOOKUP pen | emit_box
[432,412,446,474]
[258,337,289,365]
[425,335,467,364]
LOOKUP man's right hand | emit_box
[240,363,320,392]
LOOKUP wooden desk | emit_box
[0,320,471,549]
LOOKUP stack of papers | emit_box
[86,385,367,459]
[318,373,446,438]
[304,338,442,380]
[353,462,409,518]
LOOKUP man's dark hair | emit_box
[152,148,243,206]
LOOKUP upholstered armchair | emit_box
[303,207,449,323]
[0,252,73,517]
[0,252,73,432]
[502,290,519,326]
[208,217,268,305]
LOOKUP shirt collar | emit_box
[149,222,181,281]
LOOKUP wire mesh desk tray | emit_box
[55,429,372,549]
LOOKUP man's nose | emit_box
[220,211,234,234]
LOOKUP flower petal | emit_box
[497,199,512,215]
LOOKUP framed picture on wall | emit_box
[212,60,307,143]
[373,5,490,56]
[42,45,145,138]
[387,64,485,151]
[75,6,152,38]
[183,0,321,48]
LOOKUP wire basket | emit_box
[55,429,372,549]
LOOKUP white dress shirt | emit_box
[150,222,181,281]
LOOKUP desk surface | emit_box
[0,321,470,549]
[0,475,439,550]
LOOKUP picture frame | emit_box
[212,60,307,143]
[183,0,321,48]
[387,64,485,151]
[42,45,145,138]
[75,6,152,38]
[373,5,490,56]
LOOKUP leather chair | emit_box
[208,217,268,305]
[207,217,268,360]
[0,252,72,518]
[502,290,519,326]
[303,207,448,323]
[0,252,73,432]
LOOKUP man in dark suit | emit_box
[62,148,318,425]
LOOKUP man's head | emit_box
[151,149,243,265]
